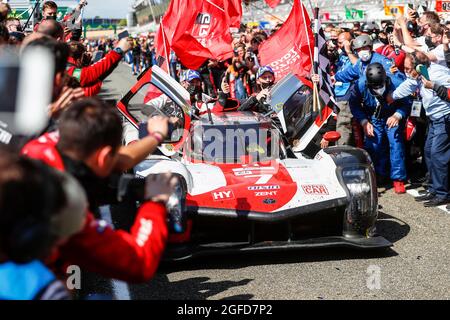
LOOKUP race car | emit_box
[117,66,392,260]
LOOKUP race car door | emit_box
[117,65,192,156]
[269,73,334,152]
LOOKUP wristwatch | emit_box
[114,47,124,56]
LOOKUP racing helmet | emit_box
[361,21,380,33]
[366,62,387,88]
[352,35,373,50]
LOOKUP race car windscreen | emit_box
[127,83,185,140]
[281,85,317,141]
[188,122,279,164]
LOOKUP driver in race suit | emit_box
[21,99,176,284]
[238,66,277,113]
[140,70,239,122]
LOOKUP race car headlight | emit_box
[341,166,377,217]
[342,168,371,196]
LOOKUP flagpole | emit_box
[312,3,323,118]
[248,2,285,23]
[160,22,171,77]
[299,0,314,69]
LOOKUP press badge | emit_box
[411,101,422,117]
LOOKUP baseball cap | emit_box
[185,70,201,82]
[257,66,275,79]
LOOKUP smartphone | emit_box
[118,30,129,40]
[0,48,53,137]
[416,64,430,81]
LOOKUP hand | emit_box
[343,40,352,53]
[221,77,230,94]
[311,74,320,84]
[320,138,329,149]
[49,87,85,117]
[144,173,179,204]
[387,115,401,129]
[147,115,169,139]
[116,37,132,53]
[256,89,270,102]
[395,14,407,27]
[362,122,375,137]
[421,77,435,89]
[407,8,418,21]
[330,75,336,85]
[390,65,399,74]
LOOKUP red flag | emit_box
[160,0,234,70]
[265,0,282,8]
[259,0,314,81]
[224,0,243,28]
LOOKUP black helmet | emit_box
[361,21,380,33]
[366,63,386,88]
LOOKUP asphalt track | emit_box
[93,63,450,300]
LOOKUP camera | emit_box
[117,174,187,234]
[138,121,176,142]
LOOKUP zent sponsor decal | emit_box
[255,191,278,197]
[302,184,329,195]
[212,190,235,201]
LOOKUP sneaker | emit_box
[415,193,436,202]
[423,198,450,208]
[393,181,406,194]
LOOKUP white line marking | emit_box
[99,206,132,300]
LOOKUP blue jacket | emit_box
[349,72,411,124]
[335,52,404,85]
[334,54,353,99]
[0,261,57,300]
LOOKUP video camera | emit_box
[117,174,187,234]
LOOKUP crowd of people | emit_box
[0,0,449,300]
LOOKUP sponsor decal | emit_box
[255,191,278,197]
[193,13,211,46]
[263,198,277,204]
[302,184,329,195]
[212,190,235,201]
[248,185,281,191]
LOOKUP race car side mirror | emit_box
[323,131,341,143]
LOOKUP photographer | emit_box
[0,150,88,300]
[376,23,406,72]
[394,11,440,52]
[67,38,132,97]
[22,99,177,283]
[390,52,450,207]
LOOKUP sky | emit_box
[83,0,135,19]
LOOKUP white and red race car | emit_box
[117,66,391,260]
